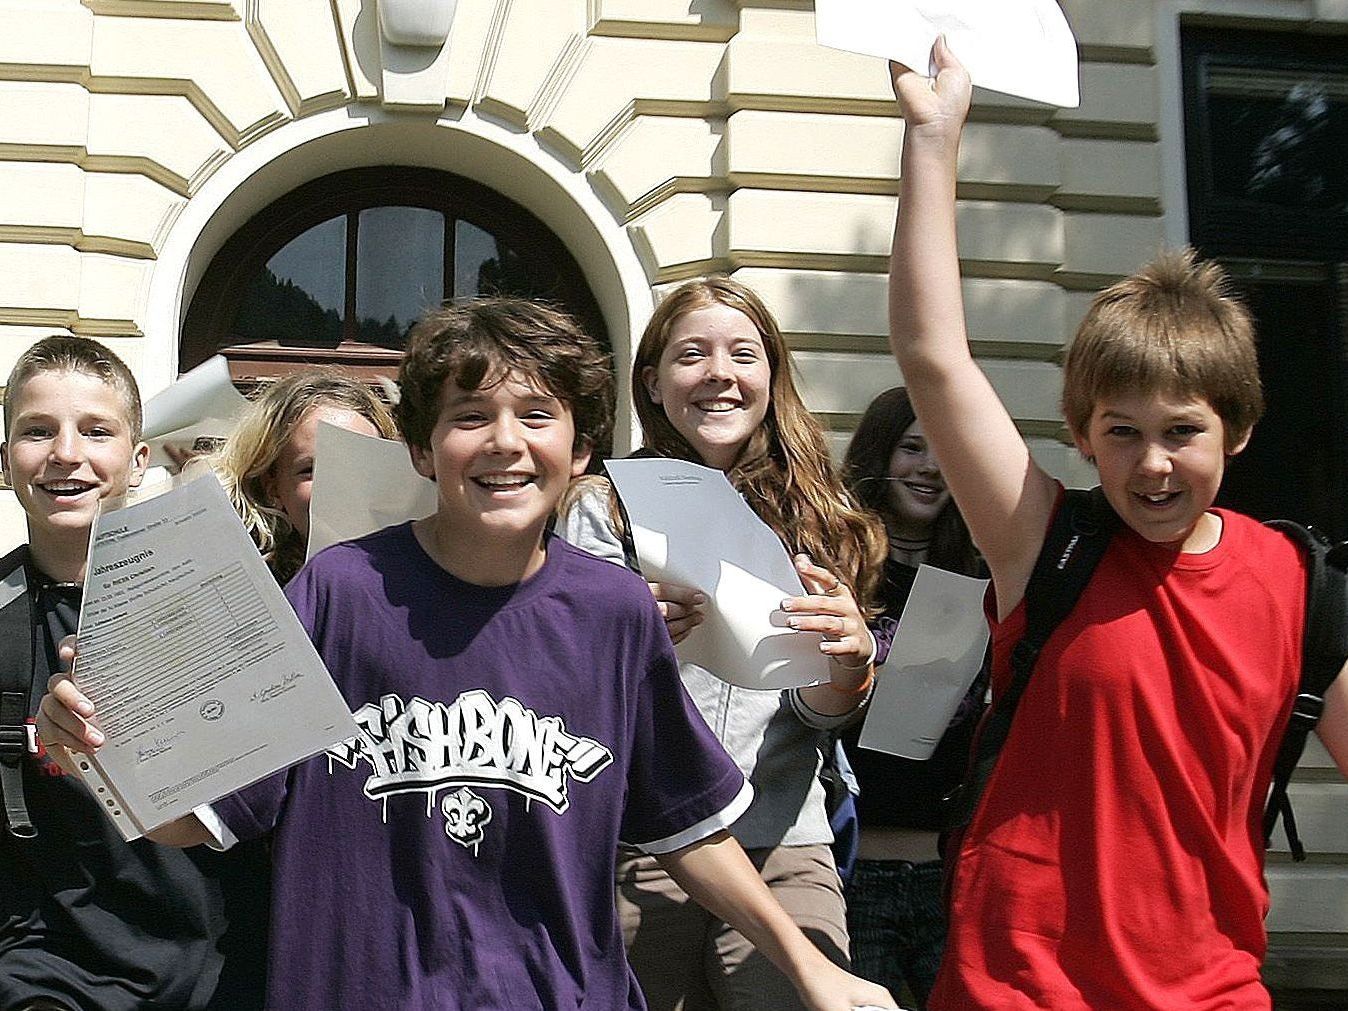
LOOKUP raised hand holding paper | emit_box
[815,0,1079,108]
[141,356,250,468]
[306,422,437,561]
[604,457,827,690]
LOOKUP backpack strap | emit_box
[0,545,37,838]
[944,487,1118,830]
[1261,520,1348,861]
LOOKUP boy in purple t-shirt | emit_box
[41,300,895,1011]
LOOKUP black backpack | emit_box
[942,488,1348,863]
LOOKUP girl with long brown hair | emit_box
[560,277,886,1010]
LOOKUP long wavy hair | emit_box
[843,386,979,577]
[212,369,397,584]
[631,277,885,611]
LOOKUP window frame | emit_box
[182,166,607,381]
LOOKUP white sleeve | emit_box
[555,480,630,569]
[633,780,754,855]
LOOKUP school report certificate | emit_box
[69,475,357,841]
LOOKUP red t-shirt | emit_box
[932,508,1306,1010]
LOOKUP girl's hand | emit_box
[648,581,706,644]
[35,635,103,767]
[890,35,971,137]
[783,555,873,689]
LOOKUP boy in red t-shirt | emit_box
[888,39,1348,1010]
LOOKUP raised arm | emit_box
[889,39,1057,615]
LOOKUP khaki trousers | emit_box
[616,843,850,1011]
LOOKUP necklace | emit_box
[889,535,930,565]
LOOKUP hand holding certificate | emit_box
[63,475,356,840]
[858,564,990,760]
[605,457,828,690]
[815,0,1079,108]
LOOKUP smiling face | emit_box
[1075,390,1248,551]
[886,418,951,540]
[265,404,382,541]
[409,371,591,581]
[642,302,771,472]
[1,369,148,555]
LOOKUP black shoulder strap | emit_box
[603,449,664,575]
[1262,520,1348,861]
[944,488,1118,830]
[598,464,641,574]
[0,545,37,838]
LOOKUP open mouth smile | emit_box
[1134,489,1182,508]
[471,473,536,493]
[902,481,945,501]
[37,479,96,500]
[693,398,742,414]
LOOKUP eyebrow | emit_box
[1099,409,1205,423]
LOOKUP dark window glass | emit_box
[355,206,445,345]
[1206,69,1348,213]
[1183,27,1348,258]
[233,215,346,346]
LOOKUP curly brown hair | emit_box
[631,277,885,612]
[396,299,614,455]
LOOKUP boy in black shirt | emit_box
[0,336,264,1011]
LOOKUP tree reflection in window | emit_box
[1184,28,1348,257]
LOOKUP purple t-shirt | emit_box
[215,524,748,1010]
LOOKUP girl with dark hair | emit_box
[839,386,984,1009]
[560,277,888,1011]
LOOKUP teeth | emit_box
[476,474,531,488]
[43,482,91,493]
[696,400,739,413]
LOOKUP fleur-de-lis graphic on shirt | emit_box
[441,787,492,852]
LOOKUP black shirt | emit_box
[841,558,986,832]
[0,548,267,1010]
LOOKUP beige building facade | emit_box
[1,0,1345,991]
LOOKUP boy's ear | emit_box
[408,443,436,481]
[570,439,593,479]
[0,442,9,483]
[127,441,150,489]
[641,366,662,405]
[1227,427,1252,458]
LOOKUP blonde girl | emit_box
[212,370,396,584]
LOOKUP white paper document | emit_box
[70,475,358,840]
[858,564,990,760]
[306,422,437,561]
[815,0,1080,108]
[142,356,251,468]
[604,458,827,691]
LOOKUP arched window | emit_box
[182,167,607,382]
